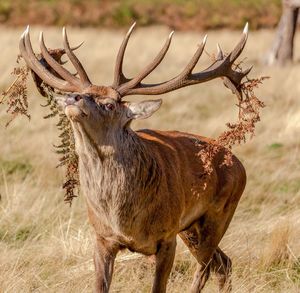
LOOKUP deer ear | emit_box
[127,99,162,120]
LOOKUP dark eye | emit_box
[104,103,115,111]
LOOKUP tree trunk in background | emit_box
[264,0,299,65]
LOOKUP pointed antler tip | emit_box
[217,43,224,59]
[20,30,26,39]
[62,27,68,40]
[128,22,136,34]
[23,25,30,36]
[244,65,253,75]
[202,34,208,44]
[62,27,67,34]
[71,41,84,51]
[169,31,175,38]
[243,22,249,35]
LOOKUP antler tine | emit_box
[228,22,248,63]
[117,33,207,97]
[117,34,209,96]
[20,26,77,92]
[217,43,224,60]
[179,34,207,77]
[39,32,81,86]
[242,65,252,76]
[118,31,174,93]
[112,22,136,88]
[62,27,91,87]
[116,24,250,97]
[71,41,84,52]
[46,42,84,66]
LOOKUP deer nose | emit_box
[65,94,82,105]
[74,95,82,101]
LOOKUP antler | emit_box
[19,26,93,93]
[19,23,251,100]
[113,23,251,97]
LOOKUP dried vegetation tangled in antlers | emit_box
[0,56,30,127]
[0,53,265,204]
[197,59,266,174]
[1,55,79,205]
[198,77,266,173]
[41,86,79,204]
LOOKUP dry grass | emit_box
[0,25,300,292]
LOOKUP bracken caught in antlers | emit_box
[18,22,264,293]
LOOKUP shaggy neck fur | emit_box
[71,122,161,232]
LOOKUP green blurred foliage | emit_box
[0,157,32,179]
[0,0,282,29]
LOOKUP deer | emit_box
[19,23,250,292]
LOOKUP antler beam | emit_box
[20,23,251,100]
[113,23,251,97]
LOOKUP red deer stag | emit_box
[20,23,250,292]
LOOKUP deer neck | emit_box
[71,122,161,222]
[72,122,147,164]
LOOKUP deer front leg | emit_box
[94,237,119,293]
[152,238,177,293]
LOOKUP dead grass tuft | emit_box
[262,221,291,268]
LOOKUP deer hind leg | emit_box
[151,238,177,293]
[179,216,232,293]
[211,247,232,292]
[94,237,120,293]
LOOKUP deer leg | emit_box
[190,262,212,293]
[211,247,232,292]
[151,238,177,293]
[179,216,231,293]
[93,237,119,293]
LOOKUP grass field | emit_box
[0,25,300,292]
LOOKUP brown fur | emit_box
[71,111,246,293]
[18,24,255,292]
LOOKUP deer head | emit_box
[19,23,250,148]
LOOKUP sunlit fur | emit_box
[63,92,246,293]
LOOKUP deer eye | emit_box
[104,103,115,111]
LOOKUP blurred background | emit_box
[0,1,300,292]
[0,0,281,29]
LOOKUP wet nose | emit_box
[74,95,82,101]
[65,94,82,105]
